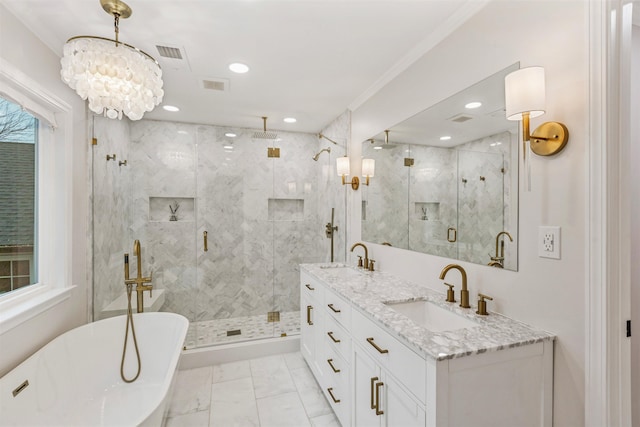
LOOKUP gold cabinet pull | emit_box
[375,381,384,415]
[306,305,313,325]
[327,303,341,313]
[447,227,457,243]
[366,337,389,354]
[203,231,208,252]
[327,358,341,373]
[327,331,341,343]
[370,376,378,409]
[327,387,341,403]
[305,284,314,291]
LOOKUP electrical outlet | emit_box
[539,226,561,259]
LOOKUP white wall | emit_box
[0,5,88,376]
[350,2,587,425]
[631,21,640,427]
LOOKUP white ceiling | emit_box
[4,0,473,134]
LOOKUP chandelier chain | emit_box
[113,12,120,45]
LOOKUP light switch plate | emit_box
[538,226,561,259]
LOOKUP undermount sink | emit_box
[385,300,478,333]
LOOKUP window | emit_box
[0,60,75,334]
[0,97,38,295]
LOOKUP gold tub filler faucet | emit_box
[125,239,153,313]
[120,239,152,383]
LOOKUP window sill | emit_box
[0,284,75,334]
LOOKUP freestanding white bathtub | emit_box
[0,312,188,427]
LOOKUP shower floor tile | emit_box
[183,311,300,349]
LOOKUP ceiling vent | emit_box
[153,44,191,71]
[201,78,229,92]
[156,45,183,59]
[448,114,474,123]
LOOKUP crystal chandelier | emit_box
[60,0,163,121]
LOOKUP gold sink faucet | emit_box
[350,242,369,269]
[124,240,153,313]
[439,264,470,308]
[489,231,513,268]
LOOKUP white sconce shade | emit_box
[337,156,350,177]
[505,66,546,121]
[362,158,375,177]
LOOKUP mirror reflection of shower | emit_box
[326,207,338,262]
[312,147,331,161]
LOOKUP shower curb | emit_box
[178,335,300,370]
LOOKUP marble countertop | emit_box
[300,263,555,362]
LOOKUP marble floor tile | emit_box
[310,412,341,427]
[169,352,338,427]
[210,377,260,427]
[290,366,333,418]
[256,391,312,427]
[249,354,297,399]
[212,360,251,384]
[283,350,307,370]
[165,410,210,427]
[168,366,213,417]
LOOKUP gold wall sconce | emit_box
[505,66,569,189]
[337,156,375,190]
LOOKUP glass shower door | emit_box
[193,127,276,347]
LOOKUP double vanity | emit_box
[300,263,555,427]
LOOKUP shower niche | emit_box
[149,197,195,222]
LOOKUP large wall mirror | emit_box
[361,63,520,271]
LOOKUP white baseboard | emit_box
[179,335,300,370]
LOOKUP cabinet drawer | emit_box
[324,288,351,328]
[324,312,352,360]
[352,308,426,404]
[322,343,350,390]
[323,375,350,427]
[300,272,324,301]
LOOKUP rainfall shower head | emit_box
[252,117,278,140]
[312,147,331,161]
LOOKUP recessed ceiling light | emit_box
[229,63,249,74]
[283,117,297,123]
[373,146,383,150]
[223,145,234,150]
[177,130,188,135]
[440,136,452,141]
[163,105,180,112]
[225,132,237,138]
[465,101,482,109]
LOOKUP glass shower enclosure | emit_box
[91,117,346,349]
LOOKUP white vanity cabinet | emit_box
[353,344,426,427]
[301,271,352,426]
[300,266,554,427]
[300,275,324,378]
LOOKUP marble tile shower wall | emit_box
[317,110,350,263]
[408,145,458,258]
[456,131,514,267]
[362,143,411,248]
[126,120,328,322]
[92,117,132,318]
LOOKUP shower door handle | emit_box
[203,231,208,252]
